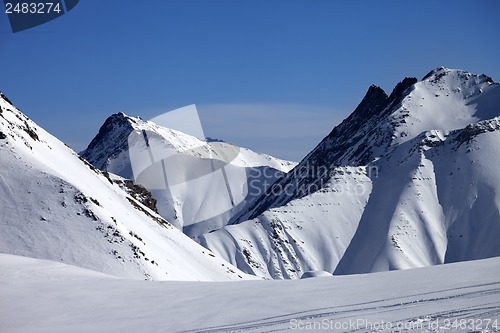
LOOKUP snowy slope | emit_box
[200,68,500,279]
[81,112,296,237]
[1,253,499,333]
[200,166,373,279]
[335,117,500,275]
[0,92,254,281]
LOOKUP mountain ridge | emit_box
[200,67,500,279]
[234,67,496,223]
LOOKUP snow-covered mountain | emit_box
[199,67,500,279]
[81,112,296,238]
[0,92,254,281]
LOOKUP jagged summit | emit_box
[82,112,208,177]
[350,84,388,119]
[81,109,296,236]
[422,66,494,84]
[387,77,418,105]
[390,67,497,147]
[231,76,420,221]
[81,112,136,169]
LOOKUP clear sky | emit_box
[1,0,499,161]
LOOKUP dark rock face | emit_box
[299,77,416,170]
[114,178,158,213]
[453,118,500,146]
[236,78,418,222]
[387,77,418,108]
[351,85,389,119]
[0,92,14,106]
[80,113,135,170]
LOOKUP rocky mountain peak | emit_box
[351,84,388,119]
[80,113,136,170]
[422,66,495,88]
[387,77,418,106]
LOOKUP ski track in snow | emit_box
[1,254,499,333]
[175,283,500,332]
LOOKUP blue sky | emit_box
[1,0,499,161]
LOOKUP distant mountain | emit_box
[199,67,500,279]
[81,112,296,238]
[0,93,253,281]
